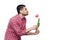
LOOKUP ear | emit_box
[20,10,23,13]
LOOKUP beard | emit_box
[22,13,28,16]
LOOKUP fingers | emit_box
[35,29,40,35]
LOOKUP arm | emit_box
[10,20,35,36]
[25,25,39,35]
[25,27,32,33]
[10,20,26,36]
[26,29,40,35]
[25,27,36,35]
[26,32,36,35]
[10,19,38,36]
[26,28,40,35]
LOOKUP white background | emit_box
[0,0,60,40]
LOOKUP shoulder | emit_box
[9,15,17,23]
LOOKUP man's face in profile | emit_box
[20,7,28,16]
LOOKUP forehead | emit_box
[23,7,27,9]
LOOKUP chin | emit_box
[24,14,28,16]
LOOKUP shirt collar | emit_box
[17,14,26,20]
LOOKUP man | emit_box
[4,4,40,40]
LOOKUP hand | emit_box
[34,29,40,35]
[31,25,38,30]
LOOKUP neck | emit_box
[18,14,25,19]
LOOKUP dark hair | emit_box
[17,4,26,14]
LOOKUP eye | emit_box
[25,8,27,10]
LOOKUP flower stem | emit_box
[37,18,40,27]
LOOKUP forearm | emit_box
[26,32,36,35]
[25,25,38,35]
[26,27,32,33]
[25,27,35,35]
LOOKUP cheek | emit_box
[23,11,27,13]
[22,10,25,13]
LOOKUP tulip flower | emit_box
[35,14,40,27]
